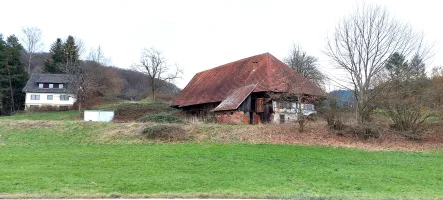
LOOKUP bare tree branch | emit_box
[132,47,182,102]
[325,3,432,124]
[284,43,325,86]
[20,26,43,74]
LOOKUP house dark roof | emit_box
[23,73,75,93]
[171,53,324,108]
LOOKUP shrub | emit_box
[348,124,379,140]
[29,105,72,112]
[142,124,189,141]
[319,98,346,131]
[138,112,182,123]
[386,107,430,140]
[114,102,176,121]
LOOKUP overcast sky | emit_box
[2,0,442,89]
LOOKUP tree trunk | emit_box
[28,53,32,74]
[6,66,15,113]
[357,89,366,125]
[151,78,156,102]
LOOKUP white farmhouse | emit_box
[22,74,77,111]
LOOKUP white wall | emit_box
[271,100,316,124]
[25,93,76,109]
[84,110,114,122]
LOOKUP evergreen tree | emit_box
[62,36,81,74]
[63,36,79,66]
[409,54,426,79]
[44,38,64,73]
[385,52,427,81]
[384,52,408,81]
[0,34,28,115]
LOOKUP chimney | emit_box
[252,61,258,72]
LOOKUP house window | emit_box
[49,84,54,88]
[47,95,53,100]
[59,84,64,89]
[43,83,49,88]
[60,95,69,101]
[39,83,43,88]
[31,94,40,100]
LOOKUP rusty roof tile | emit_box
[172,53,324,107]
[211,84,256,112]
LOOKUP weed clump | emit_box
[142,124,189,141]
[114,102,177,121]
[138,112,182,123]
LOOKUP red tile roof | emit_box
[171,53,324,108]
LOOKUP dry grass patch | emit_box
[184,120,443,151]
[1,120,64,131]
[96,122,147,143]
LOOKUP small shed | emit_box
[84,110,114,122]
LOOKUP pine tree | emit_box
[384,52,408,81]
[64,36,79,66]
[44,38,65,73]
[0,34,28,115]
[409,54,426,79]
[385,52,427,81]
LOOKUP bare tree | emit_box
[74,37,86,60]
[431,65,443,78]
[284,43,325,86]
[325,3,431,125]
[88,45,110,65]
[21,26,43,74]
[133,47,182,102]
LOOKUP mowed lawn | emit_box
[1,112,443,199]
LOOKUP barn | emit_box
[171,53,324,124]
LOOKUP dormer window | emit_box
[38,83,64,89]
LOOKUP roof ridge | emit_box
[171,52,324,107]
[197,52,270,74]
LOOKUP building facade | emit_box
[23,74,76,111]
[171,53,324,124]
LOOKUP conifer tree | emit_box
[0,34,28,115]
[44,38,64,73]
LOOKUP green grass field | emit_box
[1,112,443,199]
